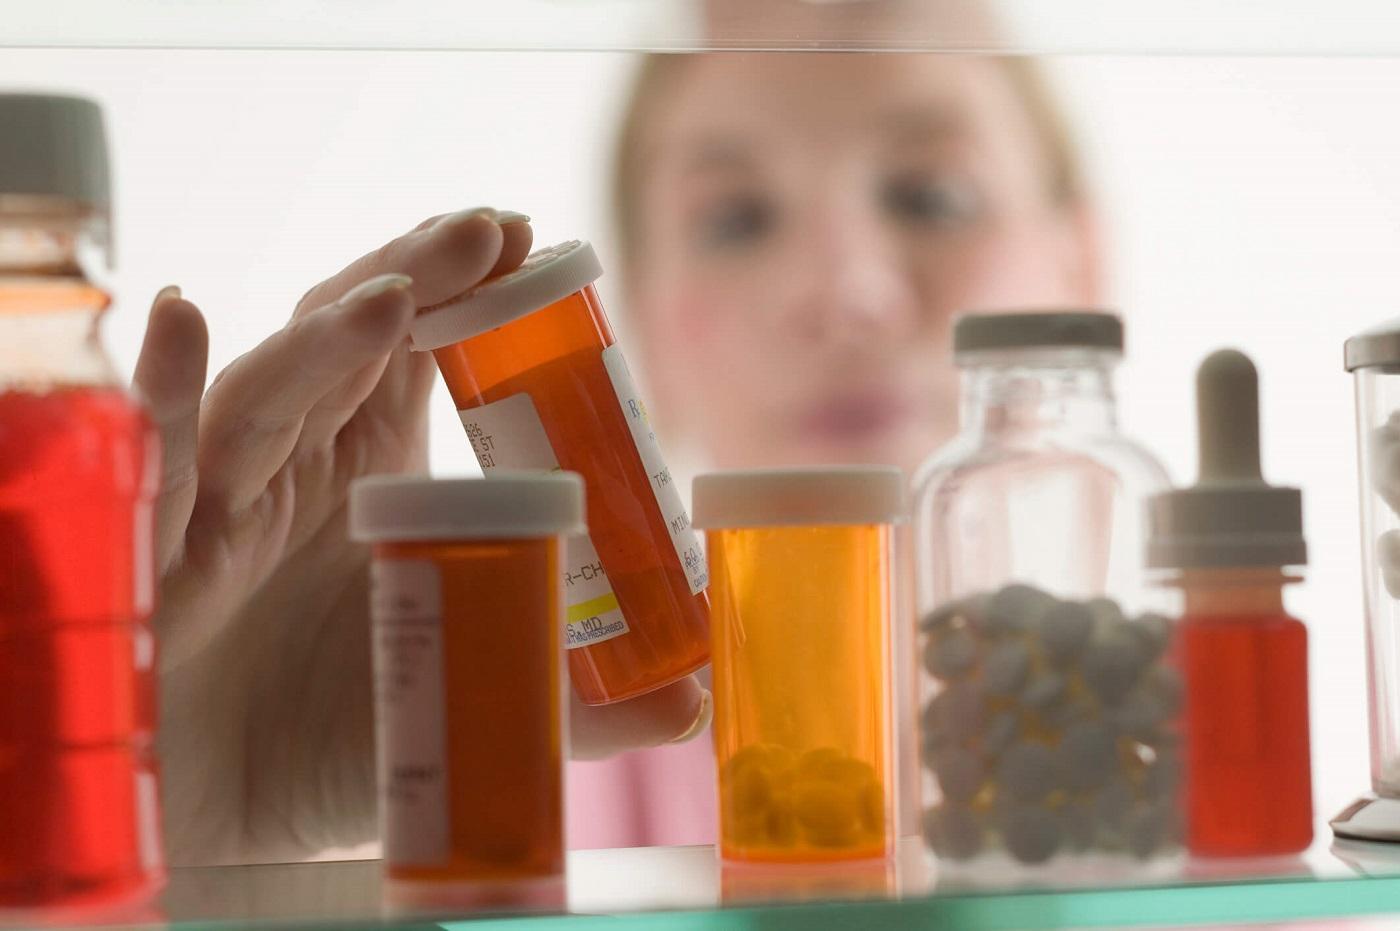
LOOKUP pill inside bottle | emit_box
[411,241,710,706]
[349,473,583,905]
[694,467,904,864]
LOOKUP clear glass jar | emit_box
[1336,321,1400,841]
[0,95,164,914]
[912,312,1179,870]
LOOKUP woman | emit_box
[143,4,1100,862]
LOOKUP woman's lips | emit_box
[799,392,916,443]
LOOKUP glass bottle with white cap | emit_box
[1335,319,1400,842]
[911,310,1179,868]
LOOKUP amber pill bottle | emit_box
[410,240,710,706]
[693,467,905,864]
[349,473,583,905]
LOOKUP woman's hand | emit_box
[135,210,710,867]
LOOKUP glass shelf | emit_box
[5,0,1400,54]
[22,834,1400,931]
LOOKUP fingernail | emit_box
[154,285,182,305]
[434,206,498,229]
[495,210,531,226]
[669,689,712,745]
[337,273,413,307]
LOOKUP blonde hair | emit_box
[610,54,1086,273]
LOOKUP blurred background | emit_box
[3,46,1398,836]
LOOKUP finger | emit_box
[294,208,531,317]
[132,286,209,575]
[489,217,534,279]
[568,677,712,761]
[197,275,415,515]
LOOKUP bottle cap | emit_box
[953,310,1124,361]
[1345,316,1400,372]
[691,466,906,529]
[350,472,586,542]
[409,240,603,351]
[1147,350,1306,569]
[0,93,110,215]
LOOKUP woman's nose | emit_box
[776,198,921,347]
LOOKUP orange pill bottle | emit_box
[349,473,582,906]
[693,467,904,864]
[411,241,709,705]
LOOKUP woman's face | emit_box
[628,53,1099,475]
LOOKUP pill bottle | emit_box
[349,472,583,905]
[0,94,164,916]
[411,241,709,706]
[1148,350,1311,857]
[693,466,904,864]
[911,311,1180,868]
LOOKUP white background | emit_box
[4,48,1399,840]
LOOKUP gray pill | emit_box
[1021,671,1067,709]
[1142,664,1184,716]
[1112,687,1170,742]
[1040,601,1095,665]
[1087,597,1125,630]
[1043,696,1095,733]
[921,682,986,747]
[923,804,984,861]
[983,711,1019,757]
[981,583,1056,636]
[1142,750,1181,800]
[1057,721,1117,791]
[1128,612,1174,662]
[924,627,980,681]
[983,641,1032,696]
[935,747,985,803]
[996,741,1058,801]
[1059,800,1096,853]
[1124,803,1165,860]
[1092,777,1135,830]
[1082,630,1146,705]
[919,601,963,633]
[1002,806,1063,865]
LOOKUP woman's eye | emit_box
[881,175,981,228]
[695,196,775,249]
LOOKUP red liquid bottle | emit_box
[1148,349,1312,858]
[0,94,165,917]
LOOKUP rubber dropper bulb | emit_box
[1196,348,1263,486]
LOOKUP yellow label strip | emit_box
[566,591,622,625]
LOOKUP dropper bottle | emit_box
[1147,349,1313,857]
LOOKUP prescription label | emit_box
[370,559,451,865]
[458,395,630,650]
[602,344,709,596]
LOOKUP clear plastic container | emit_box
[911,311,1178,867]
[410,240,709,706]
[693,467,904,864]
[1335,321,1400,841]
[349,473,583,906]
[0,94,164,916]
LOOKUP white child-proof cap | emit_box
[409,240,604,352]
[691,466,906,530]
[349,472,586,542]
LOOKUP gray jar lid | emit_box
[953,310,1124,358]
[0,93,110,212]
[1345,317,1400,372]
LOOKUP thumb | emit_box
[568,676,712,761]
[132,286,209,575]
